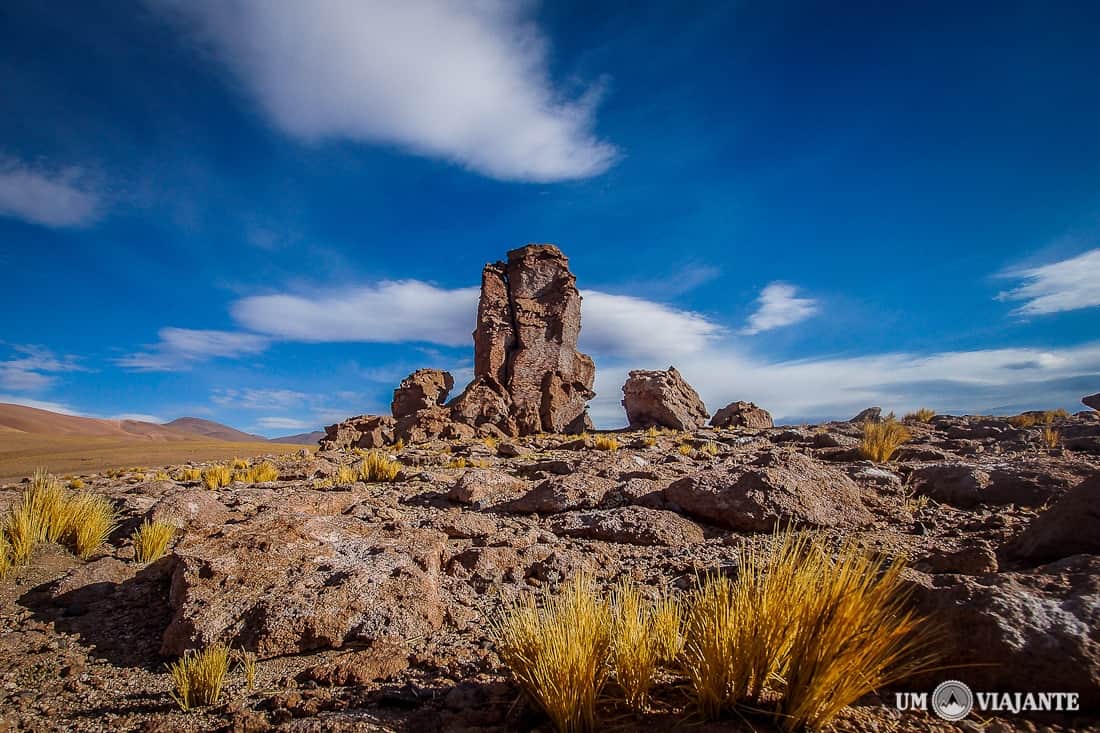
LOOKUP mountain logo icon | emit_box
[932,680,974,721]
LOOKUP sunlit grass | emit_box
[1041,425,1060,450]
[64,492,118,559]
[904,408,936,423]
[593,436,619,452]
[169,644,231,711]
[132,519,175,563]
[201,465,232,490]
[176,467,202,482]
[609,579,660,712]
[859,417,911,463]
[334,465,358,485]
[357,451,401,482]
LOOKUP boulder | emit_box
[849,406,882,423]
[664,450,872,531]
[621,366,709,430]
[393,405,452,445]
[504,474,616,514]
[1083,392,1100,411]
[448,244,595,436]
[549,507,704,546]
[1009,474,1100,561]
[446,469,527,506]
[318,415,395,451]
[147,489,229,530]
[391,369,454,419]
[906,555,1100,707]
[911,459,1087,507]
[710,401,773,429]
[161,512,447,658]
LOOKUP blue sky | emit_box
[1,0,1099,435]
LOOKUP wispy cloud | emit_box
[150,0,616,182]
[0,394,83,415]
[108,413,166,423]
[740,282,819,335]
[0,159,102,228]
[0,345,86,392]
[579,291,724,360]
[255,416,315,431]
[212,388,309,410]
[117,328,270,371]
[998,248,1100,316]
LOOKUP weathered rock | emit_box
[318,415,395,451]
[302,639,410,687]
[393,406,452,445]
[446,469,527,506]
[549,507,704,546]
[449,244,595,436]
[621,367,709,430]
[161,512,447,658]
[665,450,872,531]
[710,401,773,429]
[147,489,229,530]
[504,474,616,514]
[911,459,1088,507]
[1009,474,1100,561]
[914,542,998,575]
[1082,392,1100,411]
[906,555,1100,706]
[849,406,882,423]
[391,369,454,419]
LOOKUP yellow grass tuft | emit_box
[67,478,85,490]
[699,442,719,456]
[154,470,170,481]
[176,467,202,482]
[64,492,118,559]
[169,644,231,711]
[651,592,684,665]
[593,436,619,452]
[448,456,468,469]
[357,451,401,482]
[231,457,249,470]
[393,438,406,452]
[678,443,693,456]
[0,533,10,577]
[777,539,940,731]
[248,461,279,483]
[483,435,498,449]
[3,499,42,566]
[492,574,611,732]
[904,408,936,423]
[1041,425,1060,450]
[201,465,232,490]
[334,465,358,485]
[859,417,911,463]
[609,580,660,712]
[312,477,334,489]
[235,650,257,691]
[26,468,70,542]
[132,519,175,563]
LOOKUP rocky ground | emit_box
[0,410,1098,732]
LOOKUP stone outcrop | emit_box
[621,367,709,430]
[450,244,595,436]
[710,400,773,429]
[1009,474,1100,561]
[318,414,395,450]
[665,450,872,531]
[391,369,454,418]
[849,406,882,423]
[1084,392,1100,410]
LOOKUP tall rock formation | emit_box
[451,244,595,435]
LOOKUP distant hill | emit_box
[0,403,191,440]
[270,430,325,445]
[162,417,267,443]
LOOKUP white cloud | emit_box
[0,395,83,415]
[998,248,1100,316]
[212,388,309,410]
[579,290,724,360]
[233,282,479,345]
[0,159,102,228]
[255,416,315,431]
[588,342,1100,427]
[117,328,270,371]
[151,0,616,182]
[0,345,86,392]
[108,413,166,423]
[740,282,819,335]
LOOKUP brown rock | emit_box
[148,488,229,530]
[1009,474,1100,561]
[303,639,410,687]
[318,415,395,450]
[1083,392,1100,410]
[446,469,527,506]
[664,450,872,531]
[849,406,882,423]
[161,512,446,658]
[391,369,454,419]
[710,401,773,429]
[906,555,1100,707]
[449,244,596,436]
[393,405,452,445]
[911,459,1088,507]
[549,507,704,546]
[621,366,709,430]
[504,474,617,514]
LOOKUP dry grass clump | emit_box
[609,580,660,711]
[132,519,175,563]
[248,461,279,483]
[448,456,468,469]
[231,457,250,470]
[357,451,401,482]
[169,644,231,711]
[334,465,358,485]
[904,408,936,423]
[651,592,684,664]
[201,465,232,490]
[483,435,498,449]
[593,436,620,452]
[777,540,939,730]
[65,492,118,559]
[154,470,170,481]
[1010,408,1069,428]
[176,467,202,482]
[0,470,117,563]
[492,574,611,732]
[235,650,257,691]
[859,417,911,463]
[699,442,719,456]
[67,478,85,490]
[1041,425,1061,449]
[0,534,11,577]
[3,498,42,565]
[678,443,693,456]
